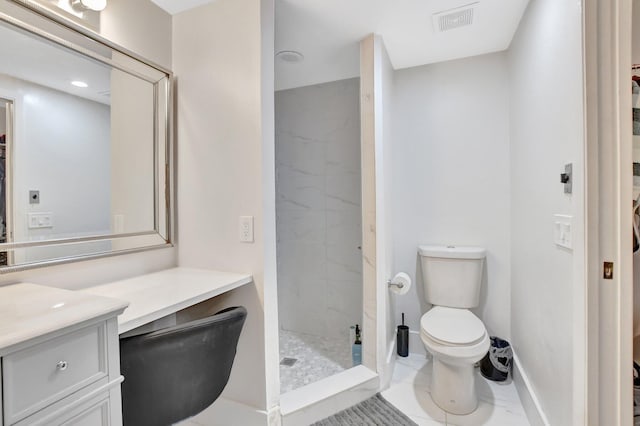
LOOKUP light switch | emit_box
[28,212,53,229]
[553,214,572,249]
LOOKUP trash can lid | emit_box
[421,306,486,346]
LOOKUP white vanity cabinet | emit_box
[0,283,128,426]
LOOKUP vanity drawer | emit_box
[13,391,111,426]
[3,324,108,424]
[59,396,109,426]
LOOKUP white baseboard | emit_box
[380,336,398,390]
[280,366,379,426]
[512,353,550,426]
[387,334,397,365]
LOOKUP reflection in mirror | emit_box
[0,5,171,270]
[0,97,10,266]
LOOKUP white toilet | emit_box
[418,245,490,415]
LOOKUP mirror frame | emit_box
[0,0,174,273]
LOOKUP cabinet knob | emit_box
[56,360,68,371]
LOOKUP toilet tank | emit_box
[418,245,486,308]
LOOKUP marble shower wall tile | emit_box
[327,244,362,281]
[276,136,326,176]
[276,169,326,211]
[276,77,363,341]
[277,241,327,279]
[326,210,362,247]
[327,280,363,340]
[279,275,328,337]
[276,209,326,243]
[326,172,362,212]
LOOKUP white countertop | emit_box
[81,267,253,334]
[0,283,129,352]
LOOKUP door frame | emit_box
[0,96,14,266]
[584,0,634,424]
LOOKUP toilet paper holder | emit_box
[387,279,405,290]
[387,272,412,295]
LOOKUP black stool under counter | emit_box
[119,306,247,426]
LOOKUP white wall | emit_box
[508,0,584,423]
[173,0,272,413]
[0,74,114,265]
[358,33,398,383]
[391,52,511,341]
[0,76,112,245]
[375,35,396,386]
[110,66,154,235]
[101,0,172,69]
[0,0,176,288]
[275,78,362,343]
[260,0,279,413]
[370,35,396,388]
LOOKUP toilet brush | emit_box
[397,313,409,357]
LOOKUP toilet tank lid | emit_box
[418,245,486,259]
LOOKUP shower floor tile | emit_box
[279,329,353,394]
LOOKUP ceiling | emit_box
[0,22,111,105]
[148,0,530,90]
[150,0,217,15]
[275,0,530,90]
[0,0,531,101]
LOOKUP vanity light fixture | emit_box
[71,80,89,88]
[70,0,107,12]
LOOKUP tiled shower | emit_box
[275,77,363,393]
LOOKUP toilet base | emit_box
[431,357,478,415]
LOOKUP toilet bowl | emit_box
[417,245,489,415]
[420,306,490,414]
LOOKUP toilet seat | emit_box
[420,306,485,346]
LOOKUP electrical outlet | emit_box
[239,216,254,243]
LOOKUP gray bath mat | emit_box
[311,393,418,426]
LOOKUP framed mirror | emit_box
[0,0,172,271]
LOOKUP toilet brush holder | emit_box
[397,313,409,357]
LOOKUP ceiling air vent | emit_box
[433,2,478,33]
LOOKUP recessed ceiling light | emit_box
[71,81,89,88]
[276,50,304,64]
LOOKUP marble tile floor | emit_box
[382,354,530,425]
[181,350,529,425]
[279,329,354,394]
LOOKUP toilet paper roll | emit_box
[389,272,412,295]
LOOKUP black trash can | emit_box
[480,336,512,382]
